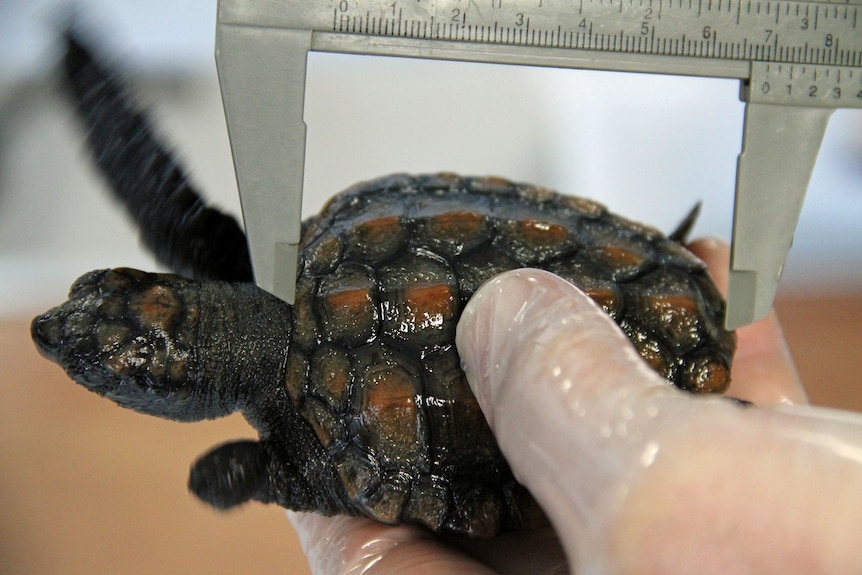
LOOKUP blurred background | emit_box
[1,1,860,574]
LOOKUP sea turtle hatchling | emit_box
[31,32,736,537]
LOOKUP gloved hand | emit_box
[287,239,862,574]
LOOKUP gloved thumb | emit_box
[455,269,862,574]
[456,268,688,568]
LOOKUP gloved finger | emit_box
[687,237,807,406]
[455,268,673,568]
[456,269,862,574]
[287,511,497,575]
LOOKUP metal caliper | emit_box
[214,0,862,329]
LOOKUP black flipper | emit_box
[62,30,253,282]
[668,201,702,244]
[189,440,272,509]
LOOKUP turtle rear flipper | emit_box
[668,201,702,244]
[62,30,252,282]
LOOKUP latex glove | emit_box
[456,238,862,574]
[287,239,862,574]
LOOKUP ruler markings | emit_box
[324,0,860,84]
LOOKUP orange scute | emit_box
[324,287,374,322]
[517,220,569,247]
[312,348,351,405]
[598,245,646,268]
[584,286,620,315]
[693,360,730,394]
[362,364,420,460]
[134,285,180,328]
[427,212,484,238]
[356,216,402,243]
[403,284,455,322]
[650,293,698,313]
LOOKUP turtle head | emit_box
[33,269,336,515]
[32,268,221,420]
[32,268,293,422]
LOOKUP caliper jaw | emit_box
[216,22,311,305]
[728,72,834,329]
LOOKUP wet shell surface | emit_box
[276,172,735,535]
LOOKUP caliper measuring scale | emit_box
[214,0,862,329]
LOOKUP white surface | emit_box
[1,0,860,318]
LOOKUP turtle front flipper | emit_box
[189,440,272,509]
[31,268,291,421]
[62,29,252,282]
[189,436,356,516]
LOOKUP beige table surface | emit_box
[2,294,861,574]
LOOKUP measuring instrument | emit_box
[214,0,861,329]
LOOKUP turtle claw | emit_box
[189,440,271,509]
